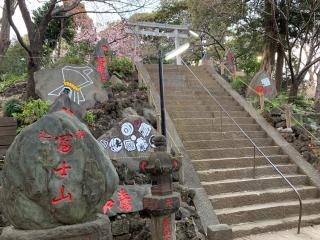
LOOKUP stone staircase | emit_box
[145,64,320,238]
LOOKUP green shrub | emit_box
[107,57,133,79]
[0,73,26,91]
[264,93,288,112]
[231,77,250,94]
[13,99,49,129]
[55,55,85,65]
[84,111,96,125]
[3,98,23,117]
[111,83,127,92]
[138,84,148,91]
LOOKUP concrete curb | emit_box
[205,65,320,192]
[135,62,220,235]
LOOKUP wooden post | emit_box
[156,112,161,131]
[284,105,292,128]
[259,94,265,111]
[221,62,225,75]
[174,29,181,65]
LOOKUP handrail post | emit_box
[220,108,223,137]
[156,112,161,132]
[178,152,184,184]
[253,145,256,179]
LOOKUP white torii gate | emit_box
[125,21,191,65]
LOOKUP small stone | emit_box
[275,121,286,128]
[121,107,138,119]
[111,219,130,236]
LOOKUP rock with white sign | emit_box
[0,110,119,230]
[102,185,151,217]
[98,116,160,171]
[34,64,109,109]
[246,70,277,99]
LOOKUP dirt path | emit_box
[235,226,320,240]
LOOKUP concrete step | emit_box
[216,198,320,225]
[180,131,267,141]
[192,155,290,171]
[198,164,298,182]
[210,186,319,209]
[187,146,282,160]
[177,123,261,133]
[165,94,234,101]
[170,111,249,119]
[168,104,243,112]
[173,117,256,125]
[184,138,274,150]
[232,213,320,238]
[202,175,309,194]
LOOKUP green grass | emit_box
[0,73,26,91]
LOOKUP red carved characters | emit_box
[38,130,87,205]
[96,56,107,81]
[162,217,171,240]
[117,188,133,212]
[102,200,115,214]
[38,131,87,154]
[52,185,72,204]
[55,160,72,177]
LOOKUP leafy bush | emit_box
[0,73,26,91]
[111,83,127,92]
[3,98,23,117]
[264,93,288,112]
[13,99,49,130]
[138,84,148,91]
[231,76,250,94]
[84,111,96,125]
[55,55,85,65]
[107,57,133,79]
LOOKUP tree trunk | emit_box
[0,0,17,56]
[275,45,285,92]
[315,70,320,113]
[260,0,277,75]
[26,56,40,99]
[289,79,299,103]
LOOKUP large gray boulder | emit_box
[0,110,119,230]
[246,70,277,99]
[98,116,160,171]
[34,64,108,109]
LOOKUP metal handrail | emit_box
[181,59,303,234]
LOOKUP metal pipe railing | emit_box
[181,59,303,234]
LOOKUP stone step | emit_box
[210,186,319,209]
[187,146,282,160]
[216,198,320,225]
[173,117,256,125]
[192,155,290,171]
[166,99,240,108]
[184,138,274,150]
[202,175,309,195]
[168,104,243,112]
[165,94,234,101]
[232,213,320,238]
[177,123,261,133]
[198,164,298,182]
[170,111,249,119]
[180,131,267,141]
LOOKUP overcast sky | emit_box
[0,0,159,39]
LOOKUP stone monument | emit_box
[246,70,277,99]
[98,116,160,172]
[0,97,119,239]
[95,39,112,81]
[34,64,109,109]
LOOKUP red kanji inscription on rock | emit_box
[162,217,171,240]
[102,200,115,214]
[55,160,72,177]
[38,131,87,154]
[117,188,133,212]
[52,185,72,204]
[60,107,74,116]
[55,134,73,154]
[96,56,106,81]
